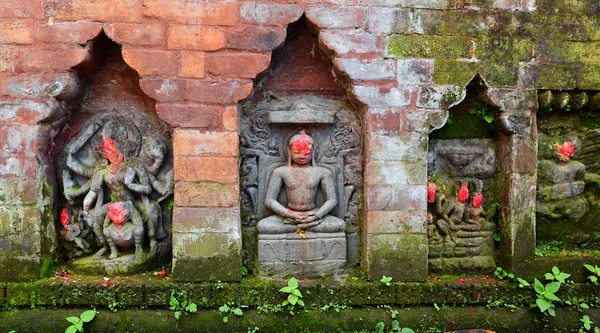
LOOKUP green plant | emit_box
[493,232,502,242]
[581,315,593,331]
[375,320,415,333]
[169,290,197,320]
[218,302,247,323]
[517,277,530,288]
[241,266,248,277]
[584,264,600,285]
[533,278,561,317]
[279,277,304,314]
[65,310,96,333]
[468,99,495,124]
[257,303,283,315]
[566,296,589,309]
[380,276,393,286]
[545,266,571,283]
[494,267,514,280]
[320,302,347,313]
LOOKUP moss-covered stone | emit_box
[475,37,534,63]
[537,0,600,15]
[520,63,579,89]
[387,35,472,59]
[62,283,91,306]
[538,40,600,63]
[5,283,35,307]
[433,60,518,87]
[117,284,144,306]
[173,238,242,282]
[579,64,600,89]
[366,234,428,282]
[0,256,42,282]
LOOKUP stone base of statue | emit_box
[258,231,346,277]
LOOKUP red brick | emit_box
[179,51,205,79]
[34,22,102,44]
[367,111,401,135]
[0,20,34,44]
[0,152,35,178]
[306,6,365,29]
[226,27,286,52]
[319,30,384,58]
[168,25,225,51]
[173,130,238,157]
[0,124,38,153]
[0,103,50,125]
[222,106,237,131]
[174,156,238,183]
[156,103,221,128]
[240,3,303,26]
[20,49,88,72]
[139,78,185,102]
[0,46,20,72]
[174,181,238,207]
[0,180,37,205]
[0,0,44,19]
[173,207,239,233]
[122,50,177,76]
[206,53,271,78]
[104,23,166,46]
[186,80,253,104]
[144,0,238,26]
[45,0,142,22]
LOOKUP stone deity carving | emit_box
[257,131,346,234]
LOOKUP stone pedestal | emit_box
[258,232,346,277]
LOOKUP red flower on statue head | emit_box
[472,192,484,208]
[107,203,130,226]
[556,141,575,161]
[102,136,124,167]
[457,183,469,202]
[427,183,437,203]
[290,138,312,155]
[60,208,70,229]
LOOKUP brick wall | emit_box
[1,0,599,281]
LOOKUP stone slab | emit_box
[267,110,336,124]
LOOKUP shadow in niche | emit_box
[427,74,500,274]
[48,31,174,275]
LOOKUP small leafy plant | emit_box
[581,315,594,331]
[380,276,393,286]
[468,99,495,124]
[169,290,197,320]
[533,278,561,317]
[494,267,515,280]
[218,302,247,323]
[584,264,600,285]
[545,266,571,283]
[279,277,304,314]
[375,320,415,333]
[65,310,96,333]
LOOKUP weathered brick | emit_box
[397,59,434,85]
[416,9,492,36]
[156,103,221,128]
[387,35,472,59]
[537,39,600,64]
[0,0,44,19]
[45,0,142,22]
[0,46,19,72]
[143,0,238,25]
[486,88,536,111]
[104,23,166,46]
[475,37,534,63]
[537,0,600,15]
[0,102,49,125]
[226,27,286,52]
[34,22,102,44]
[20,49,88,72]
[168,25,226,51]
[205,53,271,78]
[0,180,37,205]
[240,3,303,26]
[0,20,34,44]
[519,63,578,90]
[366,210,427,234]
[366,110,401,135]
[367,185,426,211]
[174,156,238,183]
[365,161,426,186]
[173,130,238,156]
[492,0,535,11]
[433,60,518,87]
[185,80,253,104]
[366,7,412,34]
[417,85,465,109]
[306,6,365,29]
[222,106,238,131]
[579,64,600,89]
[174,181,239,207]
[334,58,395,81]
[0,153,35,178]
[0,124,38,154]
[178,51,205,79]
[367,133,427,163]
[139,78,185,102]
[320,30,384,58]
[2,73,79,100]
[352,85,414,108]
[173,206,240,233]
[122,50,177,76]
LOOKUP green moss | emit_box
[433,60,518,87]
[432,112,495,139]
[387,35,472,59]
[475,37,534,63]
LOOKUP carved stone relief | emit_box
[60,111,173,275]
[240,97,362,276]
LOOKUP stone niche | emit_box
[49,33,173,275]
[536,90,600,250]
[240,97,361,277]
[427,77,499,273]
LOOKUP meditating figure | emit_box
[257,131,346,234]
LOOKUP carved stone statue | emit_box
[257,131,346,234]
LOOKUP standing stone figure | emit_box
[257,131,346,234]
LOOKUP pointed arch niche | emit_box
[42,32,174,275]
[238,17,363,277]
[427,75,503,274]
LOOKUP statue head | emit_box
[102,136,124,165]
[457,183,469,202]
[288,130,315,166]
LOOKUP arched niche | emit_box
[43,31,173,275]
